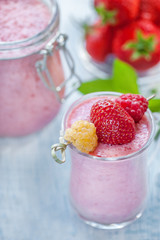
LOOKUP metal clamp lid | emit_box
[51,130,69,164]
[36,33,82,103]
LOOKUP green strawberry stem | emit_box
[82,22,101,36]
[83,23,91,35]
[124,30,157,61]
[95,4,117,25]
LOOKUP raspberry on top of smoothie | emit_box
[64,120,98,154]
[115,93,149,123]
[64,93,150,155]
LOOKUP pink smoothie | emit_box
[66,96,150,158]
[0,0,51,42]
[65,94,152,226]
[0,0,64,137]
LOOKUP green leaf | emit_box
[112,59,139,94]
[149,99,160,112]
[78,79,114,94]
[78,59,139,95]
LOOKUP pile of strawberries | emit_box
[85,0,160,71]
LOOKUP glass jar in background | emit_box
[0,0,81,137]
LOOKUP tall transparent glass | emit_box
[61,92,155,229]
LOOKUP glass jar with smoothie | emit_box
[51,91,155,229]
[0,0,81,137]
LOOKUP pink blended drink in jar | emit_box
[62,92,155,229]
[0,0,65,137]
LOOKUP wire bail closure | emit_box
[36,33,82,103]
[51,143,68,164]
[51,131,69,164]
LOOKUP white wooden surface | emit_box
[0,0,160,239]
[0,95,160,240]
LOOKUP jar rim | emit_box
[0,0,59,53]
[62,91,156,162]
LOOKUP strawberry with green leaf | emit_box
[94,0,140,27]
[113,20,160,71]
[84,19,112,62]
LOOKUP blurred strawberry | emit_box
[139,0,160,26]
[113,20,160,71]
[94,0,140,27]
[84,19,112,62]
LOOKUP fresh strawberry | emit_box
[115,94,148,123]
[90,99,135,145]
[139,0,160,26]
[84,19,112,62]
[94,0,140,27]
[113,20,160,71]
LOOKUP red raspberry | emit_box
[115,94,148,123]
[90,99,136,145]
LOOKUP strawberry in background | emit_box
[113,20,160,71]
[139,0,160,27]
[94,0,140,27]
[84,19,112,62]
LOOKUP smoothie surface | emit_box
[0,0,51,42]
[66,96,150,158]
